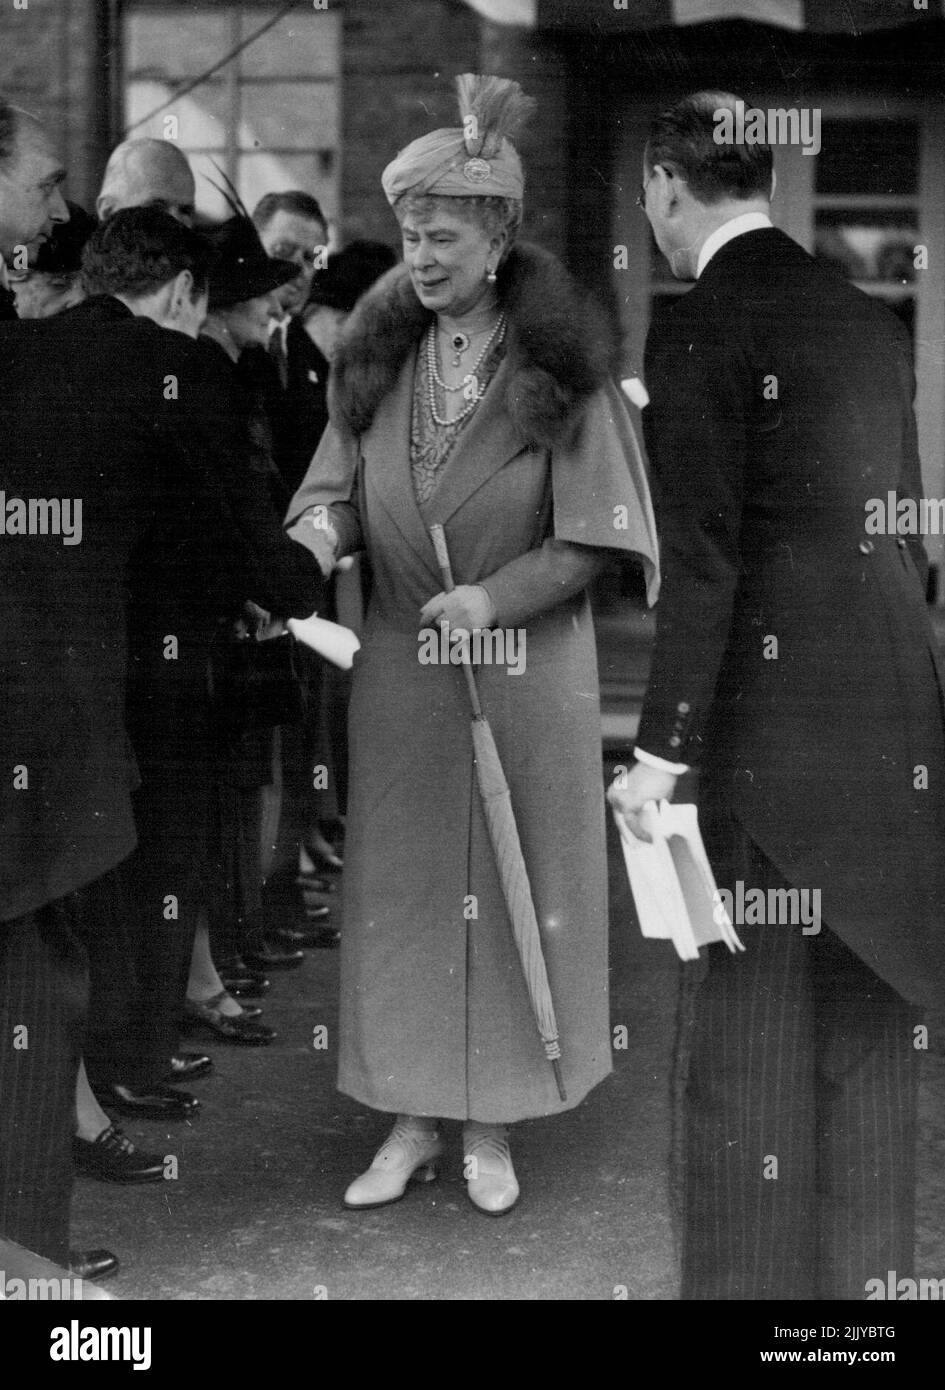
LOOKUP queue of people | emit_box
[0,105,394,1279]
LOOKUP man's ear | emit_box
[95,194,113,222]
[168,268,194,319]
[653,164,680,218]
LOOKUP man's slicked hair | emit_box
[81,206,212,299]
[645,91,773,205]
[252,190,325,233]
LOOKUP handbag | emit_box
[213,629,308,731]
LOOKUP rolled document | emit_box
[287,613,360,670]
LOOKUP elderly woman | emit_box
[287,75,658,1215]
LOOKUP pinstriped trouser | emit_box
[0,885,92,1264]
[680,833,919,1301]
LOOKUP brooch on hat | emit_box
[463,157,492,184]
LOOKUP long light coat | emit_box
[288,245,658,1120]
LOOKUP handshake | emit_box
[302,508,355,578]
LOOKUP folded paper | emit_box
[616,800,744,961]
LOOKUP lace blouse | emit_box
[410,336,507,506]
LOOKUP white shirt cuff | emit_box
[634,746,689,776]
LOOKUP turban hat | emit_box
[381,74,534,206]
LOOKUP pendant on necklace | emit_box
[450,331,470,367]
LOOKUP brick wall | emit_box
[338,0,481,246]
[339,0,580,268]
[0,0,106,210]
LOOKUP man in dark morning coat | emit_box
[0,100,99,1267]
[0,208,198,1265]
[609,91,945,1301]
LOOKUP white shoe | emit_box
[343,1116,442,1209]
[463,1122,519,1216]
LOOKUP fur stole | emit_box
[327,242,619,448]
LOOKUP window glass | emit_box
[814,207,919,284]
[238,7,338,78]
[815,119,919,197]
[238,82,338,151]
[123,4,340,221]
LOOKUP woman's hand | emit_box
[306,524,339,579]
[420,585,496,631]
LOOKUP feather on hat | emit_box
[381,74,534,205]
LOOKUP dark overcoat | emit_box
[0,301,168,917]
[636,227,945,1007]
[287,244,658,1121]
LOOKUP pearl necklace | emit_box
[429,314,507,391]
[425,314,507,427]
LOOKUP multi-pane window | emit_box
[813,118,920,340]
[122,4,340,225]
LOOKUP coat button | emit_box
[678,702,690,714]
[669,735,682,749]
[858,540,874,555]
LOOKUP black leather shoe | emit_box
[183,992,276,1045]
[303,829,344,872]
[296,869,337,890]
[74,1125,166,1183]
[243,937,304,971]
[223,972,271,998]
[165,1052,213,1082]
[273,918,328,948]
[69,1248,119,1281]
[93,1081,200,1120]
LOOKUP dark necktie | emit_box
[268,327,289,390]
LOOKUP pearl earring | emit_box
[486,267,497,284]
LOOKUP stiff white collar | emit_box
[696,212,773,278]
[269,316,291,348]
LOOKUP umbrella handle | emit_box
[429,524,485,720]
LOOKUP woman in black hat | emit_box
[180,211,336,1028]
[201,213,297,366]
[182,214,323,1039]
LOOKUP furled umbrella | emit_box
[429,523,566,1102]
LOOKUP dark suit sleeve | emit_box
[168,342,322,620]
[635,305,751,765]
